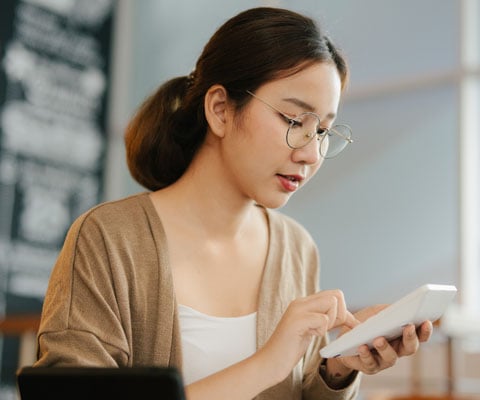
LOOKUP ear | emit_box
[204,84,230,138]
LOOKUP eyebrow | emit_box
[281,97,337,120]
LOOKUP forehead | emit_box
[255,62,342,117]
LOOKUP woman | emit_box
[35,7,432,400]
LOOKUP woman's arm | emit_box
[186,290,358,400]
[185,349,278,400]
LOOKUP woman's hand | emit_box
[258,290,359,384]
[327,305,433,376]
[186,290,359,400]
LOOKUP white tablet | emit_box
[319,284,457,358]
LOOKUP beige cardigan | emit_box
[36,193,360,399]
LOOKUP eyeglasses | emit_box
[246,90,353,158]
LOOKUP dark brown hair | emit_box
[125,7,349,191]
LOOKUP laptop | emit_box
[17,366,186,400]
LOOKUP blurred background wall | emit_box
[1,0,479,398]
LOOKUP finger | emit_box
[309,295,338,330]
[306,313,330,337]
[317,289,352,329]
[327,296,339,329]
[400,324,419,356]
[343,311,360,329]
[330,290,348,328]
[305,290,345,314]
[303,291,340,329]
[357,345,379,374]
[372,337,397,368]
[302,290,358,330]
[418,320,433,342]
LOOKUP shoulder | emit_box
[62,192,162,254]
[73,192,155,235]
[58,192,164,281]
[80,192,152,223]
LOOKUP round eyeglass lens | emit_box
[287,115,352,158]
[321,124,352,158]
[286,113,321,149]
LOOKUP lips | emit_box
[277,174,304,192]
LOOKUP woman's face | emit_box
[222,61,342,209]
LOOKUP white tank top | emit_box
[178,304,257,386]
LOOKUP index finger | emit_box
[344,311,360,330]
[304,290,359,329]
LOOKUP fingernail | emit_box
[375,338,387,349]
[407,325,416,338]
[359,346,369,356]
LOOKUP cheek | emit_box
[241,104,288,145]
[306,159,324,181]
[320,136,329,156]
[220,120,269,178]
[235,116,287,160]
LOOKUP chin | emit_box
[253,194,292,210]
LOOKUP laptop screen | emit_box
[17,366,186,400]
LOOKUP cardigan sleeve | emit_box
[35,194,179,369]
[35,210,131,367]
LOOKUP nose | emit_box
[291,136,322,165]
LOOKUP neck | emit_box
[151,144,261,239]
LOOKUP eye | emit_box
[290,119,303,128]
[289,113,308,128]
[277,113,297,127]
[316,127,328,136]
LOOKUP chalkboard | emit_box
[0,0,115,395]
